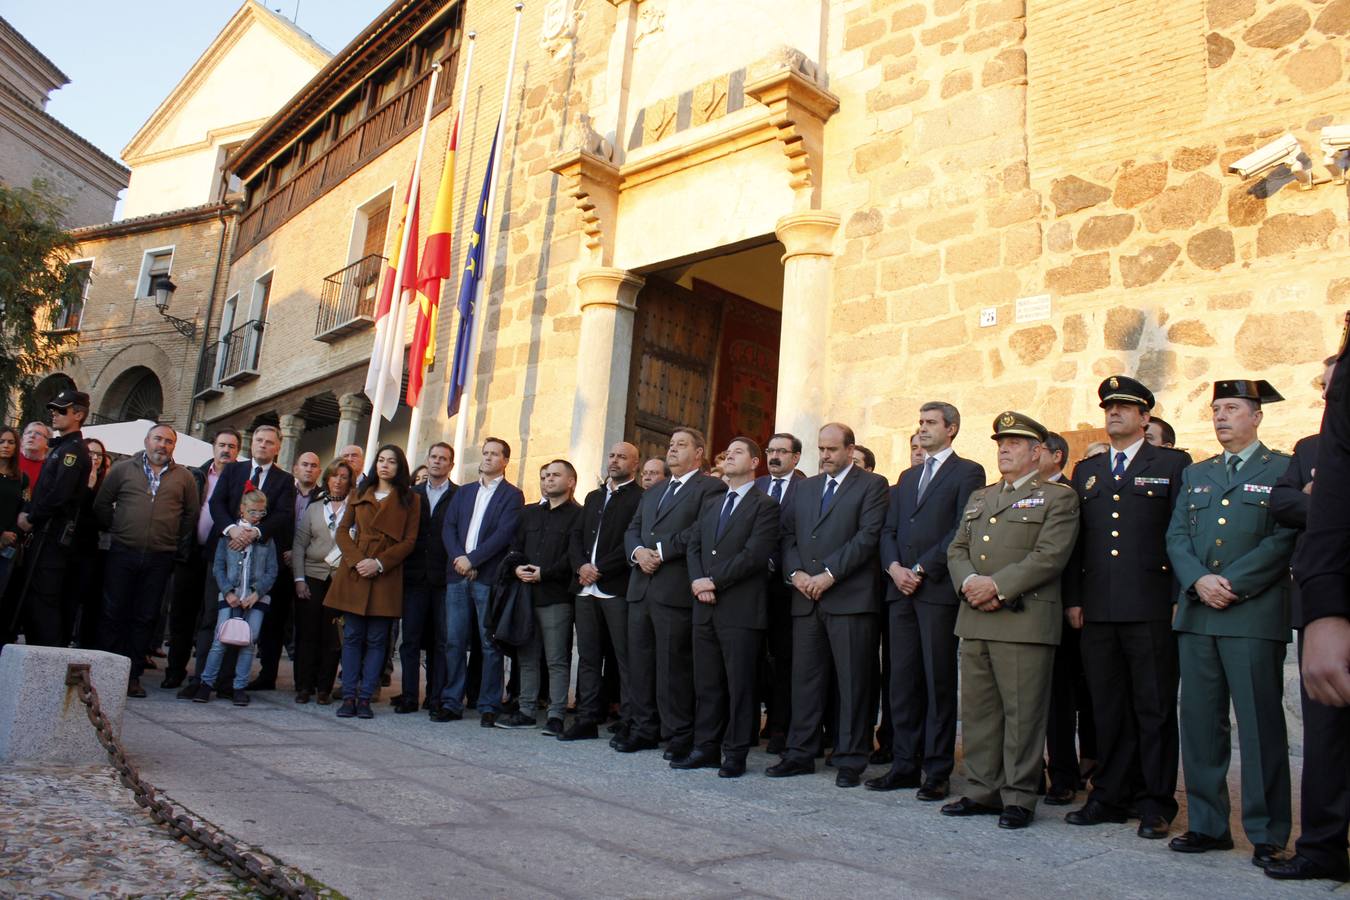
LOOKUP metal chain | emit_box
[64,664,316,899]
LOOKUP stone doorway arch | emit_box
[99,367,164,423]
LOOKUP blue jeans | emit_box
[341,613,392,701]
[201,606,265,690]
[441,580,502,713]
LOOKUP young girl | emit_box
[195,490,277,706]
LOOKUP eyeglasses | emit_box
[242,507,267,519]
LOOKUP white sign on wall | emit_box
[1015,293,1052,323]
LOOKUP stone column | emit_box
[240,429,254,461]
[277,414,305,472]
[335,393,368,458]
[568,268,645,490]
[774,211,840,475]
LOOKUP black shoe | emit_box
[127,679,147,699]
[765,758,814,778]
[998,806,1034,830]
[295,690,312,704]
[356,699,374,720]
[835,768,862,788]
[1252,843,1284,869]
[542,717,564,736]
[614,735,660,753]
[1065,800,1128,826]
[559,720,599,741]
[480,712,497,728]
[316,691,332,706]
[1044,786,1075,806]
[1264,853,1350,882]
[765,733,786,755]
[606,719,624,734]
[429,707,462,722]
[1168,831,1234,854]
[496,712,537,729]
[176,680,200,700]
[670,749,719,770]
[663,743,692,762]
[336,698,357,718]
[191,683,212,703]
[941,797,1001,817]
[1137,815,1170,839]
[864,769,921,792]
[916,778,950,802]
[869,747,893,766]
[388,693,406,707]
[246,678,275,691]
[161,672,185,690]
[232,689,250,707]
[393,698,419,714]
[719,757,747,778]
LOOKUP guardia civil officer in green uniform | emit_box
[944,412,1080,830]
[1165,379,1297,868]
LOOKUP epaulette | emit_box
[1042,479,1074,490]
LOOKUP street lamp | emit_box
[151,274,196,338]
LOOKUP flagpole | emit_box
[453,2,523,484]
[408,33,475,463]
[365,62,440,464]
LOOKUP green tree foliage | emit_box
[0,181,79,413]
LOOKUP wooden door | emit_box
[1062,426,1109,479]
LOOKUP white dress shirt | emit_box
[1109,436,1147,475]
[465,475,503,555]
[580,478,634,599]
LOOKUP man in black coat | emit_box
[767,422,889,787]
[868,402,984,800]
[561,442,643,741]
[403,443,456,715]
[1267,353,1350,883]
[754,432,806,754]
[620,427,727,756]
[1063,376,1191,839]
[677,437,780,777]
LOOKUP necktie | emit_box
[820,478,837,515]
[251,466,263,489]
[916,456,936,500]
[770,478,784,503]
[1227,455,1241,484]
[715,492,737,541]
[1112,451,1127,479]
[657,478,680,514]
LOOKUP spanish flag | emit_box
[407,115,458,408]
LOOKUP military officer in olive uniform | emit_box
[1064,376,1191,839]
[944,412,1080,830]
[12,388,93,647]
[1165,379,1297,868]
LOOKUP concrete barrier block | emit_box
[0,645,131,765]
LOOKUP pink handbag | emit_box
[216,610,252,647]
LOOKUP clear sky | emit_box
[1,0,389,162]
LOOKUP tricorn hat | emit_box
[1212,379,1283,404]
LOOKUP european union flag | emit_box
[447,125,499,417]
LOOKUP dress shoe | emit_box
[1264,853,1350,882]
[496,712,537,729]
[765,733,786,755]
[429,707,462,722]
[864,769,922,792]
[191,683,212,703]
[542,717,564,736]
[246,678,275,691]
[718,758,747,779]
[295,690,312,705]
[670,749,719,770]
[356,699,374,720]
[869,747,893,766]
[316,691,332,705]
[940,797,1001,817]
[1136,815,1170,840]
[663,743,692,762]
[480,712,497,728]
[1168,831,1234,854]
[916,778,949,802]
[126,679,147,699]
[1251,843,1284,868]
[1065,800,1127,826]
[765,758,814,778]
[835,769,862,788]
[559,721,599,741]
[614,735,660,753]
[388,693,406,707]
[176,680,199,700]
[161,672,185,690]
[232,690,250,707]
[607,719,625,734]
[336,698,357,718]
[998,806,1034,830]
[421,696,433,710]
[1043,786,1075,806]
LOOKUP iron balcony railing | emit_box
[316,253,385,342]
[218,319,265,386]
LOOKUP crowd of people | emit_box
[1,355,1348,884]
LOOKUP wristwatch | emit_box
[912,564,925,577]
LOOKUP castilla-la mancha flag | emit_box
[407,114,458,408]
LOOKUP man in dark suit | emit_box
[1267,353,1350,883]
[561,442,643,741]
[677,437,780,777]
[1063,376,1190,839]
[402,442,455,716]
[754,432,806,754]
[868,401,984,800]
[766,422,889,787]
[620,427,727,756]
[439,437,524,726]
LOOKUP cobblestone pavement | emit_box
[99,664,1346,900]
[0,765,329,898]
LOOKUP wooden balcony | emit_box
[316,253,385,342]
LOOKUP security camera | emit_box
[1227,134,1306,180]
[1320,124,1350,180]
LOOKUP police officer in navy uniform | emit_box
[1165,379,1297,868]
[1063,376,1190,839]
[13,388,93,646]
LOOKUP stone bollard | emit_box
[0,644,131,765]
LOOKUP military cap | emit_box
[1098,374,1155,410]
[1212,379,1283,404]
[46,388,91,410]
[990,410,1048,442]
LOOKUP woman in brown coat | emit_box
[324,444,420,719]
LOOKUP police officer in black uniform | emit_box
[1063,376,1191,839]
[13,388,92,646]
